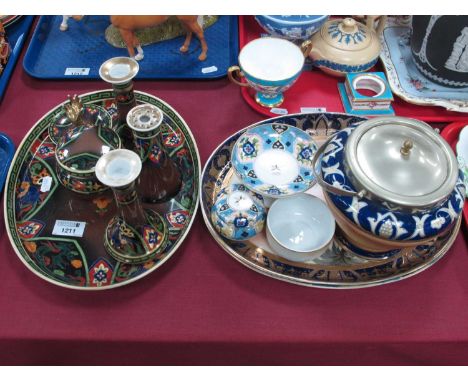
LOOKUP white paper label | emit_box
[300,107,327,113]
[270,107,288,115]
[40,176,53,192]
[64,67,90,76]
[52,220,87,237]
[201,66,218,74]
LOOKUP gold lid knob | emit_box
[400,139,413,157]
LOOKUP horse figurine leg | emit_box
[180,30,193,54]
[132,34,144,60]
[60,15,71,31]
[118,28,144,61]
[180,17,208,61]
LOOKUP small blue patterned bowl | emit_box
[231,123,318,198]
[210,183,266,241]
[255,15,329,41]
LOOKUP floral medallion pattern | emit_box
[231,123,318,197]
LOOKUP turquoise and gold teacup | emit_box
[228,37,311,108]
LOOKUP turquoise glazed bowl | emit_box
[255,15,329,41]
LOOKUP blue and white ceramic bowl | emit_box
[228,37,307,107]
[255,15,329,41]
[319,127,465,246]
[231,123,318,198]
[210,183,266,241]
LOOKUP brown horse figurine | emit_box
[71,16,208,61]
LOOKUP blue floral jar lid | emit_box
[210,183,266,241]
[231,123,318,198]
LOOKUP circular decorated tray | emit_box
[4,90,200,290]
[200,113,461,288]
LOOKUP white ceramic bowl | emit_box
[266,194,335,262]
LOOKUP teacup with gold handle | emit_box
[228,37,311,108]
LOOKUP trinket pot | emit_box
[126,104,182,203]
[95,149,168,264]
[228,37,312,107]
[211,183,266,241]
[411,16,468,87]
[266,194,335,262]
[231,123,318,198]
[49,95,113,145]
[308,17,385,76]
[314,116,465,257]
[55,106,121,195]
[99,57,139,147]
[338,72,394,116]
[255,15,328,41]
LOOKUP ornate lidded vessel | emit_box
[211,183,266,241]
[54,95,121,195]
[314,116,465,257]
[308,17,384,76]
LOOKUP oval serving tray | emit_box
[4,90,200,290]
[200,112,461,289]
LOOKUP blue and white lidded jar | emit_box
[210,183,266,241]
[313,116,465,257]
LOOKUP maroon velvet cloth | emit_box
[1,29,468,366]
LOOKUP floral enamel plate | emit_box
[4,90,200,290]
[231,123,318,198]
[201,113,461,288]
